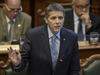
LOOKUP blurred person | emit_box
[0,0,32,45]
[63,0,100,41]
[8,3,80,75]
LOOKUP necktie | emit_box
[78,19,84,41]
[9,20,14,41]
[50,35,58,70]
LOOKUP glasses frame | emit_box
[74,3,90,9]
[5,4,23,13]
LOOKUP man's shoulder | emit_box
[27,25,45,34]
[19,12,32,19]
[62,27,77,36]
[0,8,3,16]
[0,8,2,12]
[90,12,100,19]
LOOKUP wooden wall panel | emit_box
[0,0,100,27]
[34,0,100,27]
[21,0,31,15]
[34,0,72,27]
[91,0,100,16]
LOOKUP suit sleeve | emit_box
[11,31,32,72]
[68,35,80,75]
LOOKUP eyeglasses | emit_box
[5,4,23,14]
[74,3,90,9]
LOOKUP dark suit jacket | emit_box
[63,10,100,34]
[0,8,32,44]
[12,24,80,75]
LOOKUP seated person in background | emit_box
[8,3,80,75]
[0,0,32,45]
[63,0,100,41]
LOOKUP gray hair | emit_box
[72,0,75,3]
[45,3,65,18]
[72,0,90,3]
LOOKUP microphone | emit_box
[60,55,64,62]
[53,55,64,75]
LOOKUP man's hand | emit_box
[79,10,92,29]
[8,47,21,66]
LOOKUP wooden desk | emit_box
[0,43,100,63]
[0,45,20,63]
[79,43,100,59]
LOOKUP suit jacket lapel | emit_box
[64,10,74,31]
[54,28,69,72]
[41,25,52,68]
[13,13,22,39]
[58,28,68,59]
[41,25,71,72]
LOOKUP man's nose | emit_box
[14,12,18,15]
[82,7,87,12]
[13,10,19,15]
[56,18,60,23]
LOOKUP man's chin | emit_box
[12,16,17,19]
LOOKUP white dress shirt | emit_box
[5,15,16,33]
[47,25,60,55]
[73,10,86,41]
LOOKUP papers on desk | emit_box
[0,45,20,54]
[78,41,89,46]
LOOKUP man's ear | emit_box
[45,17,48,24]
[71,2,74,9]
[2,3,6,9]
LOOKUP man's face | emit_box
[3,0,21,19]
[45,11,64,34]
[72,0,90,17]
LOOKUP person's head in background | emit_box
[71,0,91,17]
[3,0,21,20]
[45,3,65,34]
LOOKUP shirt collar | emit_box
[5,15,16,24]
[73,10,79,21]
[47,25,60,39]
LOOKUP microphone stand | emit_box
[53,55,64,75]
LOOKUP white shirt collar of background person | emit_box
[47,24,60,54]
[73,10,86,41]
[6,15,16,33]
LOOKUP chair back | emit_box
[0,59,27,75]
[80,54,100,75]
[4,64,27,75]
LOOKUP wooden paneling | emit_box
[34,0,100,27]
[21,0,31,15]
[34,0,72,27]
[91,0,100,16]
[0,0,100,28]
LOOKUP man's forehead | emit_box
[75,0,90,5]
[48,11,64,16]
[7,0,21,6]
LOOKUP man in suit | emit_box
[8,3,80,75]
[63,0,100,41]
[0,0,32,45]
